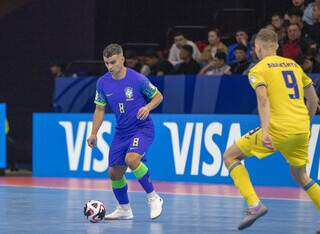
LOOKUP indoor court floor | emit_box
[0,177,318,234]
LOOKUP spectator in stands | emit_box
[227,29,251,64]
[286,7,319,43]
[125,50,142,71]
[168,32,201,66]
[286,8,309,34]
[286,5,320,52]
[292,0,307,11]
[124,50,150,76]
[243,35,259,75]
[50,62,65,78]
[264,24,276,31]
[271,12,287,41]
[176,44,201,75]
[144,50,174,76]
[280,23,309,61]
[298,54,320,73]
[303,0,319,25]
[201,29,228,65]
[230,44,250,74]
[306,1,320,46]
[198,52,231,76]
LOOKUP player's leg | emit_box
[105,134,133,220]
[224,144,261,208]
[224,128,271,230]
[290,166,320,209]
[105,166,134,220]
[280,133,320,210]
[125,153,154,194]
[125,152,163,219]
[109,166,129,206]
[125,133,155,195]
[125,131,163,219]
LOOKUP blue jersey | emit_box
[94,68,158,134]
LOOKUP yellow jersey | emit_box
[248,55,312,134]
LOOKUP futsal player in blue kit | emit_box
[87,44,164,220]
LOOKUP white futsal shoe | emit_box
[104,204,134,220]
[148,193,163,219]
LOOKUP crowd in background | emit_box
[122,0,320,76]
[50,0,320,78]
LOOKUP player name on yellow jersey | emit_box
[267,62,298,68]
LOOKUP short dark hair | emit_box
[214,51,227,62]
[208,28,221,38]
[235,29,247,35]
[103,43,123,58]
[181,44,193,55]
[173,32,185,38]
[288,23,301,30]
[287,8,303,18]
[235,44,247,52]
[271,12,283,18]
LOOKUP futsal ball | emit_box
[83,200,106,223]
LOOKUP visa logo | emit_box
[164,122,241,177]
[164,122,320,180]
[59,121,112,173]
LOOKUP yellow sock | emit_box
[228,161,260,207]
[304,181,320,209]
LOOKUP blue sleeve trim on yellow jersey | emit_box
[255,83,267,89]
[303,180,315,191]
[303,82,313,88]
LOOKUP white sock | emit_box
[119,204,131,210]
[147,191,157,199]
[249,202,260,209]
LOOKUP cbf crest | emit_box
[124,87,134,101]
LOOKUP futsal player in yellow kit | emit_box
[223,28,320,230]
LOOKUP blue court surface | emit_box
[0,185,319,234]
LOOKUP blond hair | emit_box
[255,28,278,50]
[256,28,278,44]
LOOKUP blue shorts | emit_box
[108,127,154,167]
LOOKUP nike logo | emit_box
[106,93,113,97]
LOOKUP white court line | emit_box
[0,183,312,203]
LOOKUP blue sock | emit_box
[112,176,129,204]
[133,163,154,194]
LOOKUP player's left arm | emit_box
[255,85,274,150]
[138,91,163,120]
[301,69,319,119]
[137,77,163,120]
[304,84,319,119]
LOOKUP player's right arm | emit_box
[301,70,319,119]
[87,105,105,148]
[248,67,274,150]
[255,85,274,150]
[87,84,107,148]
